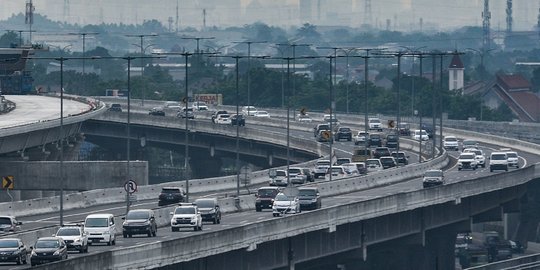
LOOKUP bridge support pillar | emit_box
[513,181,540,247]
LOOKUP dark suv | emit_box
[231,114,246,126]
[335,127,352,141]
[108,103,122,112]
[385,134,399,149]
[297,187,321,210]
[373,147,391,159]
[122,209,157,238]
[368,133,382,147]
[158,187,185,206]
[255,187,280,212]
[194,198,221,224]
[391,151,409,165]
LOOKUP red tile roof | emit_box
[448,54,464,69]
[508,91,540,122]
[497,74,531,91]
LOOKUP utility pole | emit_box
[126,34,158,107]
[25,0,35,45]
[233,40,267,108]
[482,0,491,50]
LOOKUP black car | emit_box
[0,238,28,265]
[391,151,409,165]
[108,103,122,112]
[122,209,157,238]
[334,127,352,141]
[30,237,68,267]
[194,198,221,224]
[368,133,382,147]
[398,123,411,136]
[158,187,186,206]
[148,107,165,116]
[379,156,397,169]
[385,134,399,149]
[231,114,246,126]
[297,187,321,210]
[373,147,391,159]
[421,123,434,138]
[255,187,280,212]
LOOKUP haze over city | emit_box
[1,0,539,31]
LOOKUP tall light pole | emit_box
[277,43,310,119]
[5,30,36,47]
[272,45,288,109]
[68,32,99,76]
[126,34,158,106]
[182,37,215,53]
[26,55,100,225]
[466,48,495,120]
[399,46,427,121]
[233,41,267,108]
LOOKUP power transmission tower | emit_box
[482,0,491,50]
[25,0,34,44]
[506,0,513,34]
[364,0,372,26]
[63,0,70,22]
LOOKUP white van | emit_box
[84,213,116,246]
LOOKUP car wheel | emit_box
[172,227,179,232]
[107,239,112,246]
[273,213,279,217]
[217,217,221,224]
[16,255,21,265]
[123,233,128,238]
[458,168,461,171]
[147,230,152,237]
[256,206,261,212]
[128,234,132,238]
[88,242,93,246]
[213,217,218,224]
[31,263,36,267]
[490,168,493,172]
[23,255,27,264]
[79,247,85,253]
[153,227,157,237]
[85,245,89,253]
[112,237,116,245]
[193,226,198,231]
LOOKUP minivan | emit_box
[84,213,116,246]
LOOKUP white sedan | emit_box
[254,111,270,118]
[272,193,300,217]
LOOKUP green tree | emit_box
[0,31,18,48]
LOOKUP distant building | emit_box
[448,54,464,91]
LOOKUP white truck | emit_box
[170,204,203,232]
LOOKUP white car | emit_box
[368,118,382,131]
[269,169,288,186]
[443,136,459,150]
[413,129,429,141]
[288,167,307,185]
[505,150,519,168]
[464,148,486,168]
[192,101,208,111]
[272,193,300,217]
[170,204,203,231]
[84,213,116,246]
[323,114,340,126]
[54,225,89,253]
[490,152,509,172]
[353,131,369,145]
[327,166,347,178]
[422,169,444,188]
[164,101,182,110]
[313,160,331,179]
[341,163,359,175]
[254,111,270,118]
[297,114,313,123]
[242,106,258,116]
[365,159,383,172]
[215,114,231,124]
[457,152,478,170]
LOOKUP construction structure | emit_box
[482,0,491,50]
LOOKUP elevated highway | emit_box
[2,96,540,269]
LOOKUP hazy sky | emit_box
[0,0,538,31]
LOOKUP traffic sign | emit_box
[388,120,395,128]
[300,107,307,115]
[321,130,331,139]
[2,175,13,189]
[124,180,137,194]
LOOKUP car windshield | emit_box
[460,154,475,159]
[276,170,287,177]
[331,167,343,173]
[275,194,292,201]
[0,217,11,225]
[463,140,476,146]
[492,154,507,160]
[126,211,150,220]
[258,189,278,197]
[85,218,108,227]
[507,153,518,158]
[425,171,442,177]
[0,240,18,248]
[298,189,317,196]
[369,119,380,124]
[380,158,393,163]
[445,137,457,142]
[161,188,181,194]
[387,135,397,140]
[195,199,215,208]
[174,207,195,214]
[56,228,80,236]
[392,152,405,157]
[370,134,381,139]
[317,160,330,166]
[35,240,60,249]
[366,160,380,166]
[220,115,230,119]
[288,168,301,174]
[339,128,350,132]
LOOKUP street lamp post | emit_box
[233,41,267,108]
[26,55,100,225]
[277,43,310,120]
[466,48,495,120]
[126,34,158,106]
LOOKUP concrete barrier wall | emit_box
[0,161,148,191]
[466,253,540,270]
